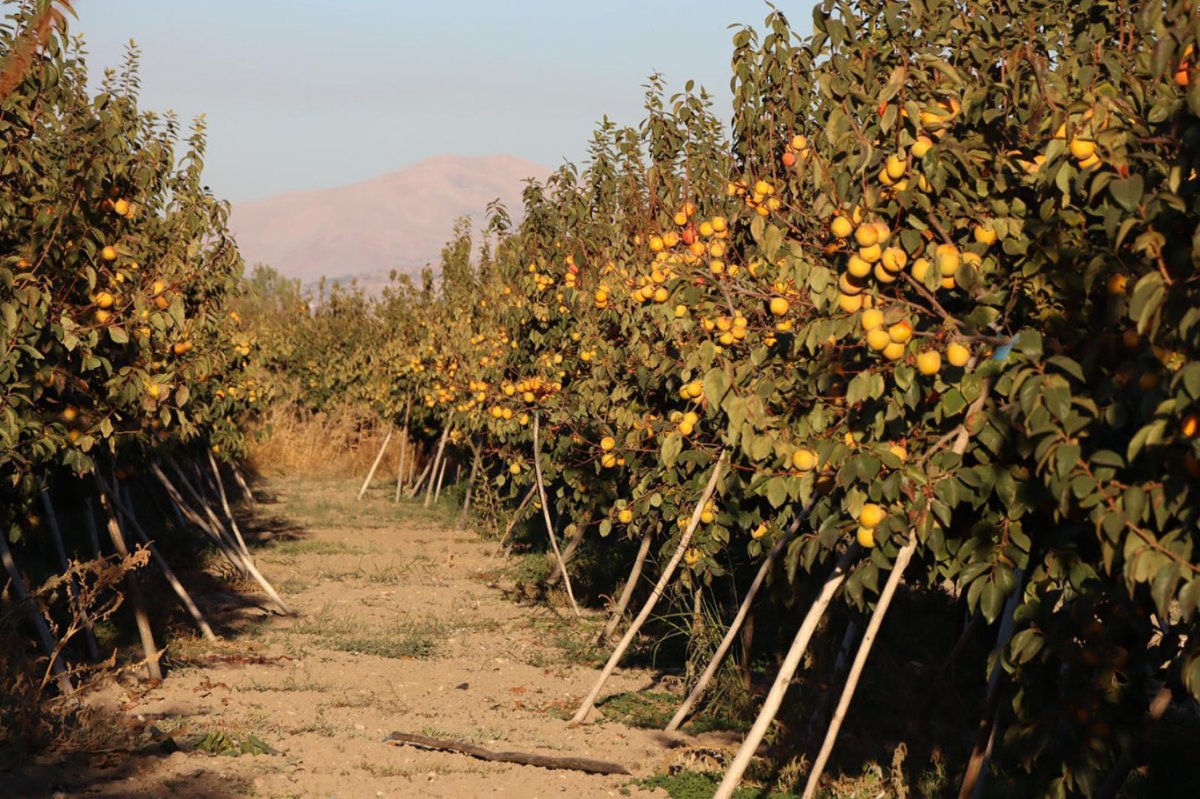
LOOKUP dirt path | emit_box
[13,478,715,798]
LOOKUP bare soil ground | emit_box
[5,478,725,799]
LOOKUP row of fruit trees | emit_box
[1,0,283,701]
[4,0,1200,795]
[256,1,1200,795]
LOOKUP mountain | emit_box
[228,154,550,286]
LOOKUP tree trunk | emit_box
[395,402,412,503]
[93,477,162,681]
[492,485,537,558]
[458,444,482,528]
[0,535,75,694]
[408,446,435,499]
[957,568,1026,799]
[39,488,100,661]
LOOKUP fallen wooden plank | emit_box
[383,731,630,776]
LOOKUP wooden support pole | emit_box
[151,464,292,615]
[712,544,859,799]
[571,452,728,724]
[0,535,75,695]
[424,422,453,507]
[666,514,803,731]
[208,451,252,561]
[166,461,248,578]
[395,402,411,503]
[802,533,919,799]
[532,413,580,617]
[408,448,435,499]
[93,476,162,681]
[433,455,449,504]
[599,529,653,642]
[357,427,393,500]
[99,475,218,642]
[231,462,256,507]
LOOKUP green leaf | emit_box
[1109,174,1144,212]
[661,433,682,468]
[765,476,788,508]
[703,367,729,406]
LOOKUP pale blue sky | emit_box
[72,1,814,203]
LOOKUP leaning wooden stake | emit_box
[0,535,75,695]
[153,466,243,572]
[599,528,653,642]
[166,461,248,577]
[666,514,804,731]
[39,488,101,661]
[802,532,919,799]
[100,475,218,642]
[358,426,393,500]
[571,452,728,724]
[208,451,252,561]
[424,423,453,507]
[712,544,859,799]
[93,476,163,681]
[151,464,292,615]
[432,455,449,504]
[407,448,435,499]
[231,462,256,507]
[532,413,580,617]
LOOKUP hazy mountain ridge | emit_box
[229,154,550,285]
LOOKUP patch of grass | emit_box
[523,614,606,668]
[598,691,676,728]
[322,617,445,660]
[637,772,799,799]
[191,729,278,756]
[596,691,749,734]
[279,576,311,593]
[242,667,329,693]
[268,538,360,557]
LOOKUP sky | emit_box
[72,1,815,204]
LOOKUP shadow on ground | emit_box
[0,464,313,799]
